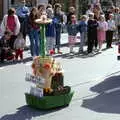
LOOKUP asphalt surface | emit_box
[1,34,120,120]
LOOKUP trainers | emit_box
[78,50,83,54]
[88,52,94,57]
[98,48,102,53]
[94,48,98,52]
[49,50,55,55]
[58,50,62,54]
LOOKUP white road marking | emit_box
[0,67,5,70]
[105,87,120,94]
[25,62,32,66]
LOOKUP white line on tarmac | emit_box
[25,62,32,66]
[105,87,120,94]
[0,67,5,70]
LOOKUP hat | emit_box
[88,12,94,17]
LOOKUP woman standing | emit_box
[54,3,64,54]
[28,7,39,57]
[1,8,20,50]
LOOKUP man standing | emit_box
[16,0,30,45]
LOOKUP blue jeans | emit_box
[79,32,87,51]
[55,25,61,51]
[28,29,39,56]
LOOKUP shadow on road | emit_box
[81,74,120,114]
[0,105,67,120]
[0,57,32,67]
[54,51,101,59]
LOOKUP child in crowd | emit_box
[67,14,78,53]
[0,31,14,62]
[87,13,98,54]
[78,15,87,53]
[46,7,56,55]
[97,15,108,52]
[1,8,20,50]
[106,14,116,48]
[14,33,25,61]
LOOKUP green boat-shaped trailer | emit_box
[25,90,74,109]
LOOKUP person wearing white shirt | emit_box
[106,14,116,48]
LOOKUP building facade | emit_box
[0,0,120,21]
[0,0,48,20]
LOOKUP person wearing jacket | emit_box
[67,14,78,53]
[1,8,20,49]
[0,31,13,62]
[28,7,39,57]
[16,0,30,41]
[87,13,98,54]
[46,7,56,55]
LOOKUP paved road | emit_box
[1,35,120,120]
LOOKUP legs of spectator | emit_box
[70,45,73,53]
[15,49,19,60]
[34,29,39,56]
[56,27,61,53]
[106,30,113,48]
[29,30,35,57]
[15,49,23,60]
[9,35,17,50]
[118,25,120,40]
[94,32,98,49]
[0,49,5,62]
[20,49,23,60]
[98,40,103,51]
[79,32,85,52]
[87,33,94,53]
[87,39,93,53]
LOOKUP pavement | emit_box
[1,34,120,120]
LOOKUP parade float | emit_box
[25,14,74,109]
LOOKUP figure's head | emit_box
[46,4,52,9]
[89,12,94,19]
[69,6,75,13]
[99,14,105,21]
[71,14,76,23]
[115,7,119,13]
[109,6,115,13]
[81,15,87,21]
[54,3,62,13]
[38,4,46,13]
[17,32,23,39]
[8,8,16,16]
[109,13,114,20]
[20,0,26,6]
[30,7,38,16]
[4,31,11,40]
[46,8,54,18]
